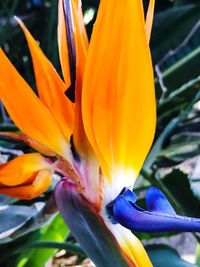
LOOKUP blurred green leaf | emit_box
[26,240,85,257]
[159,47,200,90]
[196,244,200,266]
[0,205,37,240]
[144,118,180,171]
[0,195,16,205]
[161,170,200,216]
[16,214,68,267]
[152,4,200,62]
[0,202,54,244]
[146,244,197,267]
[189,157,200,201]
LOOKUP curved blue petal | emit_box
[145,187,176,215]
[122,188,137,204]
[113,192,200,233]
[106,188,137,224]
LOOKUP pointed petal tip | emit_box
[15,15,75,142]
[82,0,156,180]
[146,0,155,43]
[0,46,71,158]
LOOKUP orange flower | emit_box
[0,0,155,266]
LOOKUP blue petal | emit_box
[122,188,137,204]
[145,187,176,215]
[112,190,200,233]
[106,188,137,224]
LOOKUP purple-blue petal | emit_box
[122,188,137,204]
[145,187,176,215]
[113,194,200,233]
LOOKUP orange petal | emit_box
[72,0,89,51]
[15,17,75,141]
[105,222,153,267]
[71,0,91,155]
[58,0,71,88]
[0,49,70,159]
[58,0,91,155]
[0,132,56,156]
[146,0,155,43]
[0,153,50,186]
[0,169,52,200]
[82,0,156,182]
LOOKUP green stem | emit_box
[0,241,86,263]
[27,241,86,257]
[155,46,200,83]
[159,75,200,108]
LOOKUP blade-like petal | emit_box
[105,221,153,267]
[0,153,50,186]
[0,169,51,200]
[146,0,155,43]
[58,0,90,155]
[16,17,74,141]
[0,132,56,156]
[59,0,76,101]
[0,49,70,158]
[58,0,71,88]
[72,0,91,155]
[82,0,156,184]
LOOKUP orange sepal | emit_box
[0,132,56,156]
[0,48,70,159]
[58,0,71,88]
[146,0,155,43]
[0,169,52,200]
[0,153,50,186]
[15,17,75,141]
[72,0,91,156]
[82,0,156,182]
[106,222,153,267]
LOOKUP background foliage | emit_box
[0,0,200,266]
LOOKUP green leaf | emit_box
[16,214,68,267]
[144,118,180,171]
[0,204,42,242]
[189,157,200,201]
[0,195,17,205]
[146,244,197,267]
[159,143,200,162]
[157,76,200,125]
[152,4,200,63]
[0,202,54,244]
[196,244,200,266]
[159,47,200,90]
[152,4,200,99]
[161,170,200,216]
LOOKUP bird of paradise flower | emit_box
[0,0,199,266]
